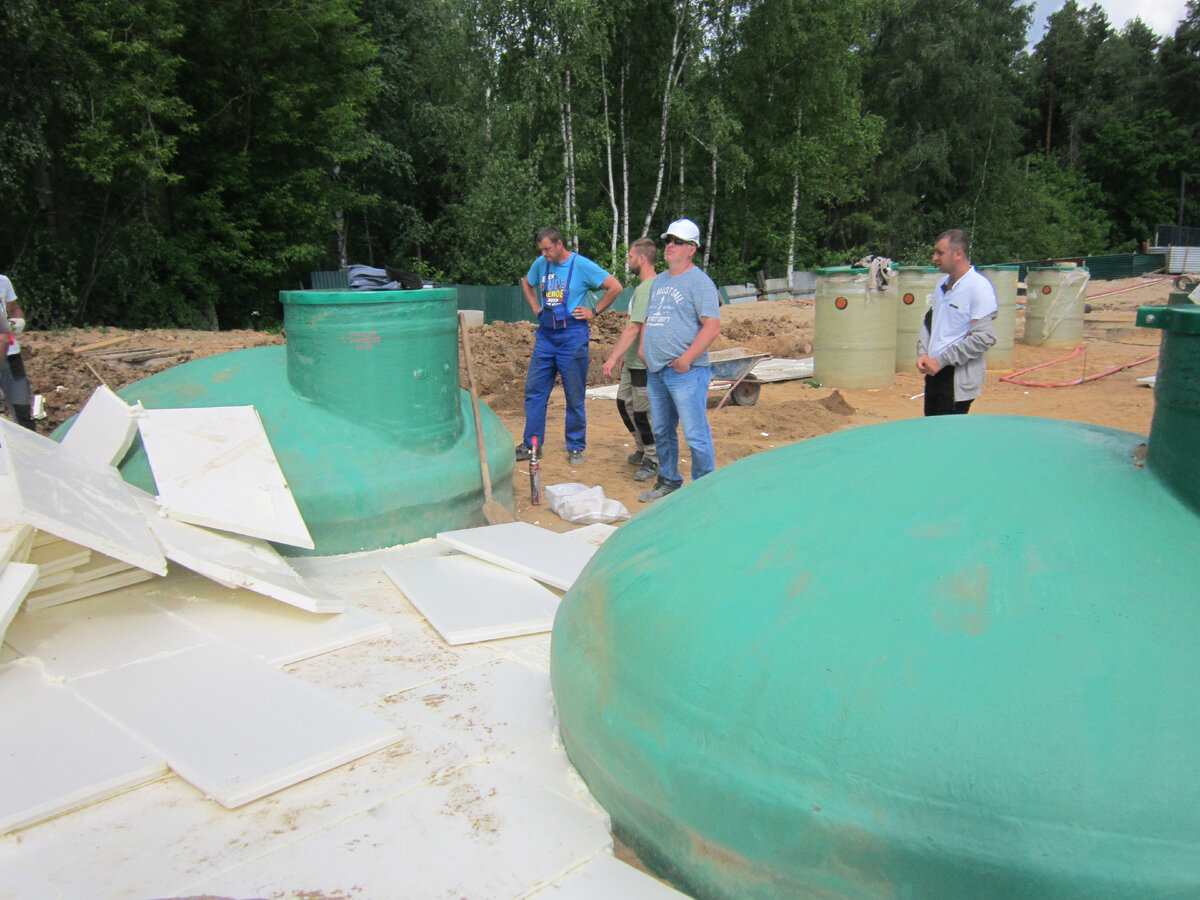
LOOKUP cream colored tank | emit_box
[978,265,1019,371]
[814,267,896,389]
[894,266,940,372]
[1023,266,1089,348]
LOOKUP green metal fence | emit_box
[1010,253,1165,283]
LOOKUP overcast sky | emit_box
[1026,0,1191,44]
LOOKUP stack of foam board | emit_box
[0,391,336,620]
[25,537,154,610]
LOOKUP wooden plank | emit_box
[73,335,132,354]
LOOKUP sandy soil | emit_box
[17,276,1173,531]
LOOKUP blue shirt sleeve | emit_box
[573,255,610,291]
[526,257,545,287]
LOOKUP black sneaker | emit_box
[639,476,681,503]
[627,450,644,466]
[567,449,585,466]
[514,443,532,461]
[634,458,659,482]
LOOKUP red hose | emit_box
[1085,276,1175,299]
[999,345,1158,387]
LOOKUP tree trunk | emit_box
[601,58,619,268]
[333,162,347,268]
[559,68,578,248]
[620,38,631,251]
[787,110,802,281]
[704,142,718,270]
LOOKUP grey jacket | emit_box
[917,311,997,402]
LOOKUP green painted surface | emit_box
[279,288,463,451]
[1138,301,1200,516]
[552,414,1200,898]
[59,287,516,556]
[109,345,514,555]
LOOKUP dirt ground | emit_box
[17,276,1175,530]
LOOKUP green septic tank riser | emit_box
[551,299,1200,898]
[103,289,514,556]
[1139,298,1200,516]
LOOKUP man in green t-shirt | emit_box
[602,238,659,482]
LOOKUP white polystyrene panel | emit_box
[22,568,157,612]
[562,523,618,546]
[58,384,142,467]
[136,406,313,549]
[0,660,166,834]
[147,571,387,666]
[0,523,33,567]
[436,522,599,591]
[371,658,556,764]
[70,643,400,808]
[31,551,133,590]
[0,562,38,644]
[383,553,560,644]
[27,540,91,578]
[0,419,166,575]
[4,591,211,680]
[133,493,343,613]
[181,766,611,900]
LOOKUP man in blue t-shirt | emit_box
[516,227,622,466]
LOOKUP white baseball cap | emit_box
[661,218,701,246]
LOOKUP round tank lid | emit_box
[978,264,1019,270]
[893,265,940,272]
[280,287,458,305]
[1027,265,1089,271]
[815,266,869,275]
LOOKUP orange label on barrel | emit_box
[835,297,848,309]
[903,293,915,305]
[1042,286,1052,294]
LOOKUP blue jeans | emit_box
[523,323,590,451]
[646,365,715,484]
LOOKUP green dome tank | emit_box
[90,289,514,555]
[551,295,1200,897]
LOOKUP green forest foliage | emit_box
[1,0,1197,328]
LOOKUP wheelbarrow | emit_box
[709,347,771,408]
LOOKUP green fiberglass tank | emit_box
[108,288,514,555]
[551,296,1200,898]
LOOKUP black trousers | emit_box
[924,365,973,416]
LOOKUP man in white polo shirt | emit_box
[916,229,997,416]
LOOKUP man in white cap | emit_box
[637,218,722,502]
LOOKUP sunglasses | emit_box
[665,236,696,247]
